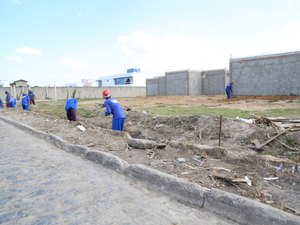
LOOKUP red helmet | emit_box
[102,89,111,98]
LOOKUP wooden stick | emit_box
[218,115,222,146]
[279,142,300,151]
[255,126,295,150]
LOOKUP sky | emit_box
[1,0,300,86]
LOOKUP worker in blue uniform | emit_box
[102,89,126,131]
[225,81,234,99]
[9,96,16,108]
[5,91,11,108]
[21,93,30,111]
[65,98,77,121]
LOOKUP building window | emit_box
[114,76,132,85]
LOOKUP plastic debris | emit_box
[245,176,252,186]
[263,177,279,181]
[175,158,186,163]
[235,116,254,124]
[77,125,86,132]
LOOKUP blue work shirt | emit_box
[65,98,77,110]
[225,82,233,92]
[9,97,16,104]
[22,94,30,105]
[104,98,126,119]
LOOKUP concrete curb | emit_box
[127,164,209,207]
[1,115,299,225]
[65,143,89,157]
[206,188,300,225]
[127,164,300,225]
[86,150,128,173]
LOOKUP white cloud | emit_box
[116,31,229,77]
[6,55,23,62]
[16,46,42,55]
[264,22,300,53]
[62,57,91,69]
[6,0,22,4]
[288,0,293,9]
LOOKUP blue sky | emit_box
[1,0,300,86]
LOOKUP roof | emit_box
[10,79,28,86]
[96,71,140,81]
[12,79,28,83]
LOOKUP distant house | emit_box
[64,83,78,87]
[81,79,98,87]
[96,68,145,87]
[10,79,28,88]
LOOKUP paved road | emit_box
[0,120,238,225]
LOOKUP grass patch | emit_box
[34,101,65,119]
[255,109,300,117]
[140,104,300,118]
[34,100,300,119]
[78,108,99,118]
[140,105,251,117]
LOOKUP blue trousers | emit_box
[22,103,29,111]
[10,102,16,108]
[226,89,231,99]
[66,108,76,121]
[112,118,125,131]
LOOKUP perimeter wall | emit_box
[230,51,300,96]
[0,86,146,101]
[146,69,226,96]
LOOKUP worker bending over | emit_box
[102,89,126,131]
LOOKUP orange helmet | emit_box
[102,89,111,98]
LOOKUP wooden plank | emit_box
[254,126,295,150]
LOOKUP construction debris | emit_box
[175,158,186,163]
[263,177,279,181]
[125,133,157,149]
[279,141,300,151]
[232,176,252,186]
[255,116,300,131]
[251,126,295,150]
[77,125,86,132]
[156,142,167,149]
[235,117,254,124]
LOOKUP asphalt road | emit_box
[0,120,238,225]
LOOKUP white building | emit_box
[81,79,98,87]
[0,80,10,87]
[96,68,146,87]
[64,79,98,87]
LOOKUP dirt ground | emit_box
[1,95,300,216]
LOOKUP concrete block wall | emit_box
[230,51,300,96]
[146,69,225,96]
[166,70,189,96]
[0,86,146,101]
[146,78,159,96]
[201,69,226,95]
[158,76,167,95]
[188,70,202,96]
